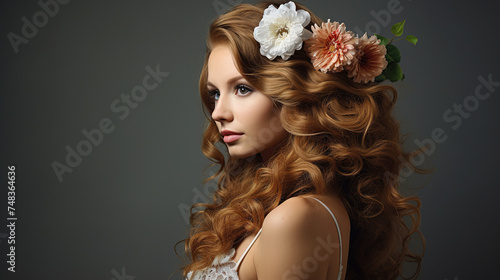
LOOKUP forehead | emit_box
[207,45,241,84]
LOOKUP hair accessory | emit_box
[306,19,357,74]
[253,1,312,60]
[253,1,418,84]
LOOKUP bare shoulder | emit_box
[262,196,320,232]
[253,195,349,280]
[262,195,350,236]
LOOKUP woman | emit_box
[177,1,426,279]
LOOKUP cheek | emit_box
[240,99,275,129]
[243,104,283,148]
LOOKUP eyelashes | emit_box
[236,84,252,95]
[208,84,254,100]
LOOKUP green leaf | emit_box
[375,34,389,46]
[385,53,394,63]
[383,62,404,82]
[391,20,406,37]
[385,44,401,63]
[405,35,418,45]
[375,74,386,82]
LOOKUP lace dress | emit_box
[186,228,262,280]
[185,196,343,280]
[185,247,239,280]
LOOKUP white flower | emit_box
[253,1,312,60]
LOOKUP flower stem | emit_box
[388,36,407,45]
[388,35,397,45]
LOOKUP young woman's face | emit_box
[207,45,288,162]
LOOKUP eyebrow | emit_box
[206,75,246,88]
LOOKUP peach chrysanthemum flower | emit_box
[305,19,356,73]
[346,33,388,83]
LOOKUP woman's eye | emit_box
[209,90,220,100]
[208,85,251,101]
[236,85,252,96]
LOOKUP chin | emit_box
[227,148,260,160]
[229,153,257,160]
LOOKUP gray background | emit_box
[0,0,499,279]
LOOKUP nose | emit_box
[211,93,233,122]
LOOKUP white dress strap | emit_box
[235,227,263,270]
[308,196,343,280]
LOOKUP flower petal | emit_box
[253,1,311,61]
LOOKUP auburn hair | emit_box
[175,1,428,279]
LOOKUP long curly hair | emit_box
[175,1,429,279]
